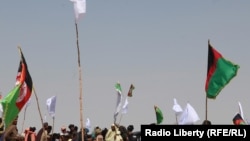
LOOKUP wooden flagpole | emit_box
[52,117,55,134]
[33,87,44,126]
[205,96,208,121]
[74,22,84,141]
[32,87,47,140]
[21,104,28,133]
[118,114,123,125]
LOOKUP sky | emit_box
[0,0,250,133]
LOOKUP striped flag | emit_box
[205,40,239,99]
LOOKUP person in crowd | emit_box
[113,131,123,141]
[95,128,103,141]
[36,122,50,141]
[0,117,4,138]
[68,124,75,137]
[101,128,108,141]
[24,127,36,141]
[91,126,101,140]
[105,124,119,141]
[3,116,24,141]
[127,125,136,141]
[76,128,88,141]
[118,126,127,141]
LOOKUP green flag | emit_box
[1,84,22,128]
[154,105,163,124]
[205,41,239,99]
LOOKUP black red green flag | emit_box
[205,41,239,99]
[0,47,33,128]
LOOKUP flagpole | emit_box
[32,87,45,131]
[205,39,209,122]
[70,1,86,140]
[175,115,178,124]
[52,117,55,134]
[21,104,28,133]
[118,114,123,125]
[74,21,84,141]
[205,96,208,121]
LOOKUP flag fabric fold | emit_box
[172,98,183,115]
[114,82,123,123]
[1,47,33,128]
[121,97,129,114]
[178,103,200,125]
[205,41,239,99]
[46,96,57,118]
[70,0,86,22]
[154,105,163,124]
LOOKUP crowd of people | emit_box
[0,116,140,141]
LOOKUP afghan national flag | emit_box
[154,105,163,124]
[205,41,239,99]
[1,47,33,128]
[127,84,135,97]
[233,113,246,125]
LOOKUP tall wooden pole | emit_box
[21,104,28,133]
[33,87,47,141]
[205,96,208,121]
[75,22,84,141]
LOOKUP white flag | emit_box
[85,118,91,131]
[121,97,129,114]
[70,0,86,22]
[172,98,183,114]
[238,101,245,121]
[178,103,200,125]
[46,96,57,118]
[114,82,123,123]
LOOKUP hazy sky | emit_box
[1,0,250,133]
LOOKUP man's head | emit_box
[43,122,49,129]
[12,116,18,125]
[68,124,74,130]
[111,124,116,131]
[61,126,67,133]
[127,125,134,132]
